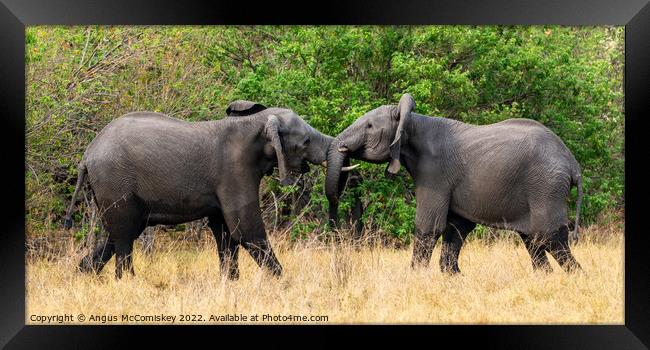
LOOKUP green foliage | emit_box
[353,165,416,243]
[26,26,623,240]
[74,223,101,241]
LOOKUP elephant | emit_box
[325,93,583,274]
[64,100,354,280]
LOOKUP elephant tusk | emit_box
[321,160,328,167]
[341,164,360,172]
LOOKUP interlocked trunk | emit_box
[324,142,351,227]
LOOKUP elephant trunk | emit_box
[305,124,334,165]
[325,139,351,228]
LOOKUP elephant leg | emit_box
[222,201,282,277]
[208,212,240,280]
[350,196,364,240]
[411,186,449,269]
[242,238,282,276]
[91,191,148,280]
[104,211,143,279]
[439,214,476,274]
[412,228,442,269]
[547,225,582,273]
[114,237,136,279]
[78,237,115,274]
[518,232,552,272]
[348,173,364,241]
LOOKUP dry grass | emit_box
[26,226,624,325]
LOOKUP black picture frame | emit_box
[2,0,648,348]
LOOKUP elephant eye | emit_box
[303,136,311,145]
[367,123,372,129]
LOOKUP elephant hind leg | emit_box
[547,225,582,273]
[96,197,145,279]
[114,237,136,279]
[527,197,575,272]
[440,214,476,274]
[519,232,552,273]
[106,222,141,279]
[78,238,115,274]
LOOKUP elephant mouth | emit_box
[299,160,310,174]
[279,176,297,186]
[280,161,309,185]
[280,169,302,185]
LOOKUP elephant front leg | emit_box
[222,201,282,277]
[242,239,282,276]
[217,235,240,280]
[208,213,240,280]
[440,215,476,274]
[411,187,449,269]
[412,227,442,268]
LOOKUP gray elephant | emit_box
[326,93,583,274]
[64,101,346,279]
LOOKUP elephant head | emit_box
[266,112,336,185]
[325,93,415,225]
[226,100,338,186]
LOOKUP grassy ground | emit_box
[26,226,623,325]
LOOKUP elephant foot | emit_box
[410,258,431,269]
[561,260,582,273]
[439,250,461,275]
[242,239,283,277]
[547,226,583,274]
[267,264,283,277]
[256,254,283,277]
[114,258,135,280]
[77,256,96,274]
[411,232,438,270]
[531,262,553,273]
[440,264,461,275]
[78,240,115,274]
[411,246,435,269]
[221,267,240,281]
[78,255,108,274]
[114,268,135,280]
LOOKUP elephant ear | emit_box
[265,115,291,185]
[226,100,267,116]
[386,93,415,175]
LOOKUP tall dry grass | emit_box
[26,225,623,325]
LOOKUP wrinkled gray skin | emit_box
[65,101,333,279]
[326,93,583,274]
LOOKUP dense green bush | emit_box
[26,26,624,241]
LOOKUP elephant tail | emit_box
[64,162,87,229]
[571,171,583,242]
